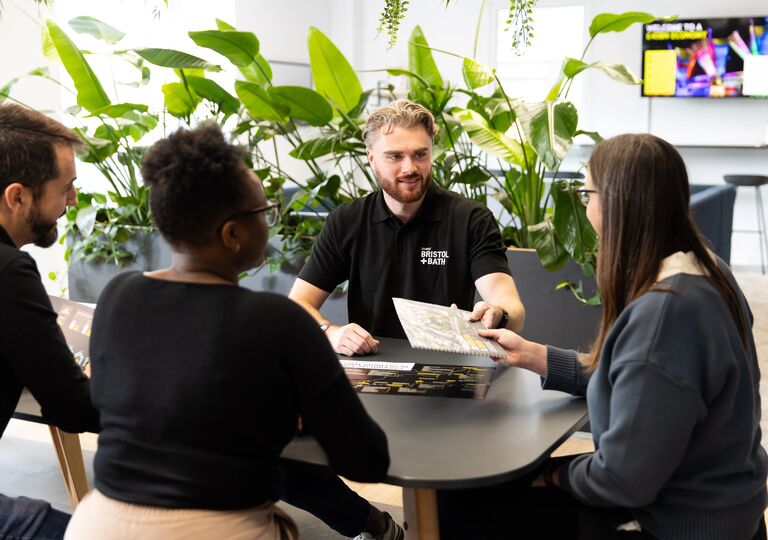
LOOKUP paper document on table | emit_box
[392,298,506,358]
[339,360,415,371]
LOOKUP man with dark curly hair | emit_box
[0,103,99,539]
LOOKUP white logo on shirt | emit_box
[420,247,449,266]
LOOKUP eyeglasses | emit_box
[222,200,280,228]
[573,188,597,206]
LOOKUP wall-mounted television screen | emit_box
[641,16,768,97]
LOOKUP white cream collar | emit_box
[655,250,710,283]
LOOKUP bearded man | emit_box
[0,103,99,538]
[290,99,524,355]
[283,100,524,540]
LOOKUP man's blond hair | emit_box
[362,99,439,148]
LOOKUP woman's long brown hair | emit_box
[584,133,748,371]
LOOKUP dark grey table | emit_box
[281,337,588,539]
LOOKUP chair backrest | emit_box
[690,183,737,264]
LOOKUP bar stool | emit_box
[724,175,768,274]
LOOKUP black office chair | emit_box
[723,175,768,274]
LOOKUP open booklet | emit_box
[392,297,506,358]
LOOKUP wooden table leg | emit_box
[48,427,89,510]
[402,487,440,540]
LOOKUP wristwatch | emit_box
[319,320,331,332]
[497,308,510,329]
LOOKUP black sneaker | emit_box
[352,512,405,540]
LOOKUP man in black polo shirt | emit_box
[290,99,524,356]
[284,100,524,539]
[0,104,99,538]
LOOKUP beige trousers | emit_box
[64,489,299,540]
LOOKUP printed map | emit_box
[393,298,506,358]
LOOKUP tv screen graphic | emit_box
[641,16,768,98]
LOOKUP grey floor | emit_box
[0,434,403,539]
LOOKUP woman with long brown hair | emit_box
[438,133,767,540]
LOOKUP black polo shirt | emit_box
[298,184,511,338]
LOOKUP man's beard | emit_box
[376,167,432,204]
[28,208,59,248]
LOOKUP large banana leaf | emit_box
[453,109,525,167]
[234,80,287,122]
[453,166,491,186]
[589,12,659,37]
[68,16,125,44]
[551,180,597,265]
[0,80,12,103]
[561,58,641,85]
[408,26,443,88]
[462,57,494,89]
[162,82,200,118]
[307,27,361,113]
[215,19,272,84]
[189,30,259,67]
[289,138,337,160]
[239,56,273,85]
[45,20,110,112]
[134,48,221,71]
[87,103,148,118]
[515,101,578,171]
[185,76,240,116]
[268,86,332,126]
[73,127,118,163]
[41,25,60,62]
[467,94,516,133]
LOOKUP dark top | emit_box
[90,272,389,510]
[543,268,767,540]
[298,185,511,338]
[0,225,98,436]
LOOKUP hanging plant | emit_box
[378,0,409,49]
[504,0,537,55]
[378,0,538,53]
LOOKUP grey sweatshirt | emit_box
[544,260,767,540]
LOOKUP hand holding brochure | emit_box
[392,297,506,358]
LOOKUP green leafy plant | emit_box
[42,18,159,265]
[421,12,663,302]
